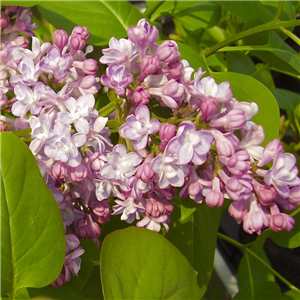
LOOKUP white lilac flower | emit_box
[100,144,142,183]
[112,196,145,223]
[10,55,40,86]
[189,67,232,103]
[58,94,97,134]
[12,82,56,116]
[29,112,54,154]
[100,37,138,72]
[119,105,160,151]
[151,143,189,189]
[44,121,86,167]
[39,45,73,80]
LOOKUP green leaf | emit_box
[1,132,65,299]
[100,227,201,300]
[177,42,208,72]
[233,281,282,300]
[166,198,223,298]
[271,89,300,111]
[283,289,300,300]
[37,1,143,46]
[247,32,300,75]
[237,244,274,289]
[227,52,256,75]
[2,1,40,7]
[212,72,280,144]
[147,1,221,30]
[216,1,295,23]
[27,284,85,300]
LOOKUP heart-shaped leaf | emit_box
[100,227,201,300]
[1,132,65,299]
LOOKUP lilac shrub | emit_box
[1,7,299,286]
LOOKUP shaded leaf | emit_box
[1,132,65,299]
[100,227,201,300]
[212,72,280,144]
[237,245,274,289]
[233,281,282,300]
[271,89,300,111]
[37,1,143,46]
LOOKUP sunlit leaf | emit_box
[100,227,201,300]
[37,1,143,46]
[1,132,65,299]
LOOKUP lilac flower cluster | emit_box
[1,9,299,286]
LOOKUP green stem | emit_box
[273,1,285,22]
[218,233,300,293]
[268,67,300,80]
[203,19,300,57]
[279,27,300,46]
[249,64,269,78]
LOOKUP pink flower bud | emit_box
[136,162,155,183]
[92,200,111,224]
[159,123,176,151]
[205,177,224,207]
[156,40,181,64]
[228,200,249,222]
[70,26,89,53]
[131,86,150,106]
[88,152,105,172]
[0,121,7,132]
[243,197,269,235]
[127,25,148,48]
[1,12,10,28]
[227,150,250,176]
[14,36,29,48]
[269,203,294,232]
[269,213,294,232]
[200,96,218,121]
[75,215,101,240]
[53,29,69,50]
[254,182,277,206]
[83,59,98,75]
[52,161,68,181]
[210,108,246,130]
[70,164,87,182]
[141,54,159,76]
